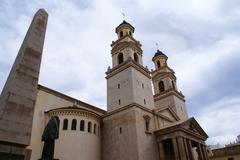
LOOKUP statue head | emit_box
[42,116,59,141]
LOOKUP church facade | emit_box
[0,9,209,160]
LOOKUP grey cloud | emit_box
[0,0,240,145]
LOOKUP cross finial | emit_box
[155,42,159,50]
[122,13,126,20]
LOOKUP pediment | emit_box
[181,117,208,138]
[154,117,208,140]
[154,106,180,122]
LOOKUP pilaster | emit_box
[158,142,165,160]
[177,137,187,160]
[172,138,180,160]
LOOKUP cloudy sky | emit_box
[0,0,240,146]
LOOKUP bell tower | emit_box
[106,20,154,112]
[152,50,188,120]
[103,21,158,160]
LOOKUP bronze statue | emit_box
[41,116,59,160]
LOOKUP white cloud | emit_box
[195,96,240,145]
[175,34,240,97]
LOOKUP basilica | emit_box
[0,9,209,160]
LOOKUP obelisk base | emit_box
[0,143,24,160]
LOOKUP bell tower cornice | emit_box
[106,57,151,79]
[152,72,176,83]
[151,66,175,78]
[111,41,142,56]
[111,35,141,48]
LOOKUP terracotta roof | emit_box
[211,144,240,158]
[38,84,106,114]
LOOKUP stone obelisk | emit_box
[0,9,48,158]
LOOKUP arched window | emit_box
[88,122,92,133]
[80,120,85,131]
[118,83,120,89]
[159,81,165,92]
[129,31,132,36]
[134,53,138,63]
[118,53,124,64]
[63,118,68,130]
[144,99,146,105]
[145,121,149,131]
[94,124,97,134]
[172,81,175,90]
[143,115,151,132]
[118,99,121,105]
[71,119,77,130]
[157,61,161,68]
[119,127,122,134]
[120,31,123,37]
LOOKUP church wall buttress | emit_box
[134,108,159,160]
[102,108,139,160]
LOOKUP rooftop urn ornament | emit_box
[155,42,159,50]
[122,13,126,20]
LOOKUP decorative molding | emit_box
[106,58,151,79]
[154,105,180,121]
[111,41,142,55]
[152,72,176,82]
[103,102,174,123]
[45,107,102,122]
[154,117,208,141]
[111,35,141,48]
[154,89,185,101]
[143,114,151,122]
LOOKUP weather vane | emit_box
[155,42,159,50]
[122,13,126,20]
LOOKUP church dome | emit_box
[152,50,168,61]
[153,50,167,58]
[115,20,135,33]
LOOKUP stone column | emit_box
[177,137,187,160]
[201,144,209,160]
[183,138,190,160]
[158,142,165,160]
[197,143,204,160]
[186,139,194,160]
[172,138,180,160]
